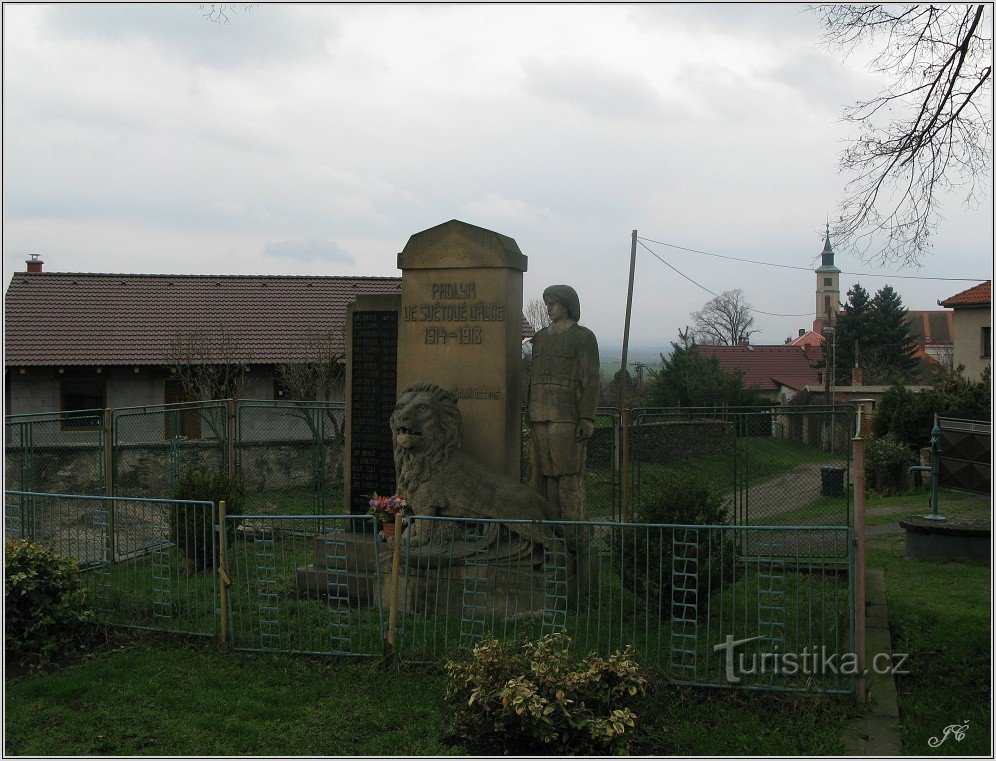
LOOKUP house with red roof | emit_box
[938,280,992,379]
[3,255,535,435]
[697,343,823,404]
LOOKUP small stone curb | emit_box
[840,568,903,756]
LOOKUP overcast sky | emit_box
[3,4,992,352]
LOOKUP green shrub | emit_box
[874,367,991,451]
[445,632,647,755]
[170,466,245,571]
[617,472,734,617]
[866,433,916,495]
[5,540,95,664]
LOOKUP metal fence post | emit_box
[621,408,632,522]
[852,407,867,703]
[218,499,230,648]
[103,408,116,563]
[226,399,237,482]
[387,512,404,653]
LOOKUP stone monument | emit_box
[396,219,526,481]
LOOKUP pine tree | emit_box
[833,284,874,384]
[866,285,919,382]
[648,342,762,408]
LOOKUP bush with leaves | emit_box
[445,632,647,755]
[866,433,916,495]
[170,466,245,571]
[874,366,991,452]
[616,472,735,618]
[5,540,95,665]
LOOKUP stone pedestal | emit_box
[396,220,526,481]
[295,530,388,605]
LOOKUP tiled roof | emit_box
[4,272,534,367]
[697,344,822,391]
[788,330,825,348]
[906,310,954,347]
[938,280,991,307]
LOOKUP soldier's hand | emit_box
[576,418,594,440]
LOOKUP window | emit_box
[824,278,833,286]
[982,326,991,358]
[60,378,105,430]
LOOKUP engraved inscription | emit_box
[349,310,398,516]
[453,386,503,400]
[425,326,483,345]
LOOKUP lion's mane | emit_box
[391,383,462,500]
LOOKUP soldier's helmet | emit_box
[543,285,581,322]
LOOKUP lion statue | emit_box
[391,382,558,549]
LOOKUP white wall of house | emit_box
[5,365,347,445]
[951,305,991,379]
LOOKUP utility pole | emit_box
[619,230,638,522]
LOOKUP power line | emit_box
[638,236,988,282]
[636,240,812,318]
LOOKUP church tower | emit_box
[814,224,840,334]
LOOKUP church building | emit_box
[788,226,954,375]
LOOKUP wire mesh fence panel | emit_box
[225,514,384,656]
[396,516,853,694]
[235,401,346,517]
[3,491,217,636]
[4,491,108,566]
[3,412,105,496]
[629,406,854,529]
[112,403,228,498]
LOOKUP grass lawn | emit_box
[863,492,991,756]
[4,632,857,756]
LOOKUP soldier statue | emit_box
[527,284,599,588]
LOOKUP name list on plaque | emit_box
[349,309,398,515]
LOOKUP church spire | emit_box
[821,223,835,267]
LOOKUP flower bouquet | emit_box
[367,493,407,540]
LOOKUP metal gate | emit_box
[938,416,991,494]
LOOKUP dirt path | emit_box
[722,460,849,524]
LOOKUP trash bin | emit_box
[820,466,845,497]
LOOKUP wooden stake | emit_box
[387,512,403,651]
[852,421,867,703]
[218,499,230,648]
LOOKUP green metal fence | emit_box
[629,405,855,527]
[5,399,346,516]
[112,401,229,498]
[4,491,216,637]
[3,410,106,496]
[395,515,853,693]
[235,401,345,515]
[6,401,854,529]
[225,513,383,656]
[6,487,853,694]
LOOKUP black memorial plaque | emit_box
[349,310,399,516]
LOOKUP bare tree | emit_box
[200,3,256,24]
[815,4,992,266]
[690,289,758,346]
[524,298,552,332]
[166,327,252,402]
[274,329,347,437]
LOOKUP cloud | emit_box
[766,51,869,111]
[521,57,676,122]
[44,4,338,67]
[264,238,355,263]
[462,195,554,226]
